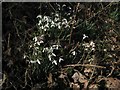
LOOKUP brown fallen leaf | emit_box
[84,67,93,77]
[70,82,80,90]
[72,70,88,88]
[89,84,99,89]
[47,73,53,88]
[72,71,87,83]
[105,78,120,88]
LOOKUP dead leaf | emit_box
[47,73,53,88]
[89,84,98,89]
[70,82,80,90]
[84,68,93,77]
[72,71,88,83]
[105,78,120,88]
[59,73,66,79]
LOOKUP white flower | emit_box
[38,20,42,25]
[44,28,47,31]
[52,60,57,65]
[90,41,94,46]
[62,18,67,25]
[37,15,42,19]
[35,47,39,50]
[51,21,55,25]
[40,40,44,44]
[23,54,26,59]
[59,58,64,63]
[41,26,44,29]
[65,25,70,28]
[51,24,55,28]
[30,60,37,64]
[68,7,72,10]
[44,23,49,28]
[90,41,95,48]
[33,37,37,42]
[37,42,40,45]
[54,17,59,22]
[52,45,60,50]
[91,47,95,51]
[48,54,52,61]
[58,25,61,29]
[83,34,88,40]
[52,53,56,57]
[62,4,66,7]
[72,51,76,56]
[29,45,32,48]
[42,47,49,52]
[104,49,107,52]
[37,41,43,46]
[37,59,41,64]
[85,48,88,51]
[108,54,112,58]
[43,16,49,21]
[34,52,37,56]
[55,13,59,17]
[49,47,54,53]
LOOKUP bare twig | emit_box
[64,64,106,69]
[107,66,115,77]
[69,3,80,44]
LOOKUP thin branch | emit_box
[64,64,106,69]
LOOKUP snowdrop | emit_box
[36,42,40,45]
[54,17,59,22]
[30,60,37,64]
[35,46,39,50]
[104,49,107,52]
[82,41,95,51]
[72,51,76,56]
[41,26,44,29]
[91,47,95,51]
[52,53,56,57]
[68,7,72,10]
[62,4,66,7]
[29,45,32,48]
[36,41,44,45]
[34,52,37,56]
[42,47,49,52]
[48,54,52,61]
[37,15,42,19]
[62,18,67,25]
[59,57,64,63]
[38,20,42,26]
[83,34,88,40]
[55,13,59,17]
[58,25,61,29]
[52,45,60,50]
[51,24,55,28]
[33,37,37,42]
[23,54,27,59]
[52,60,57,65]
[44,23,49,28]
[43,16,49,22]
[90,41,95,47]
[37,59,41,64]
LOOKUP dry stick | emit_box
[107,66,115,77]
[48,3,56,12]
[13,20,21,40]
[7,33,11,48]
[69,3,80,44]
[64,64,106,69]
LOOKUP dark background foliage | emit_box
[2,2,120,90]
